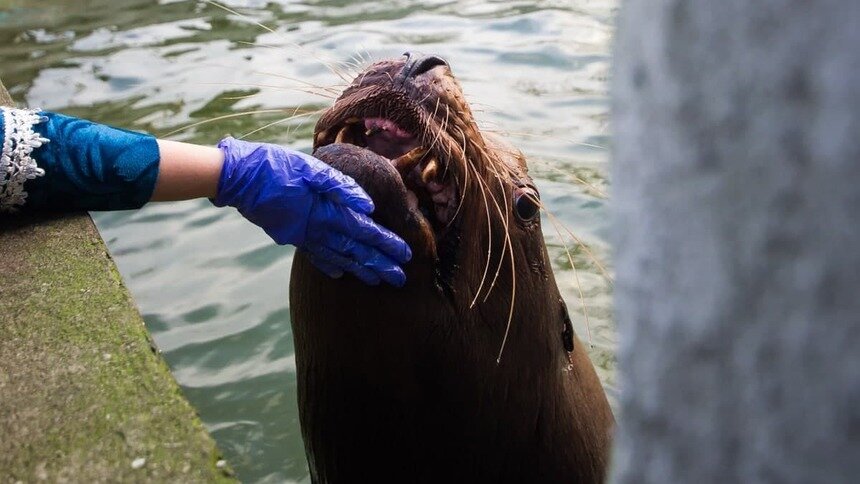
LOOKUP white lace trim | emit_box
[1,107,48,213]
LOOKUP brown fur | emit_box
[290,57,614,483]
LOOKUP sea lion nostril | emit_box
[411,55,449,76]
[400,52,449,79]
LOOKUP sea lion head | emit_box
[312,52,544,302]
[291,52,613,483]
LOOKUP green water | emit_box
[0,1,616,481]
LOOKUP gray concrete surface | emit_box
[0,81,235,482]
[611,1,860,483]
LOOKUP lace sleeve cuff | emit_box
[0,107,48,213]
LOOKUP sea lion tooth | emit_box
[314,129,328,145]
[393,147,428,172]
[335,125,350,144]
[421,157,439,184]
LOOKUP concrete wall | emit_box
[611,1,860,482]
[0,83,235,482]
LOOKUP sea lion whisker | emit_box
[417,91,434,106]
[540,203,593,346]
[197,79,338,93]
[234,41,358,82]
[467,100,504,114]
[521,156,608,199]
[495,210,517,364]
[346,50,372,73]
[479,190,511,304]
[307,54,354,83]
[361,48,374,65]
[219,93,261,101]
[239,107,326,139]
[245,70,344,95]
[486,129,608,151]
[445,129,471,227]
[358,69,372,88]
[543,207,613,286]
[489,153,519,362]
[290,118,311,141]
[426,103,450,166]
[477,142,598,197]
[198,61,347,93]
[468,162,496,308]
[425,99,443,152]
[532,196,607,345]
[204,1,354,82]
[342,57,365,77]
[233,41,360,82]
[479,152,514,303]
[196,81,338,100]
[163,108,299,137]
[439,106,453,160]
[347,52,364,67]
[204,0,275,33]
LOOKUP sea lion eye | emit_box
[514,187,540,222]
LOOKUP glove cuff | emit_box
[212,137,282,210]
[211,136,242,208]
[211,137,314,246]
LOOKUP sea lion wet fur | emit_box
[290,54,614,483]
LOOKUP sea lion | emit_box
[289,52,614,483]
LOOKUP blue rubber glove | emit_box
[212,137,411,287]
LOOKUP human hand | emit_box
[212,137,411,287]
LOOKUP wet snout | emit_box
[313,143,437,259]
[398,52,449,81]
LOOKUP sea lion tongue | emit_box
[313,143,437,258]
[363,117,421,160]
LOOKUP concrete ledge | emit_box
[0,213,236,481]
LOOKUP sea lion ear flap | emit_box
[560,298,575,353]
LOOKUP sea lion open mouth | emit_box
[316,116,458,236]
[311,53,469,262]
[290,53,614,484]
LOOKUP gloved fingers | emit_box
[301,249,345,279]
[305,245,382,286]
[321,204,413,265]
[319,232,407,288]
[300,154,375,215]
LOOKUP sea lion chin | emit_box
[289,52,615,483]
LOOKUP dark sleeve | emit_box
[0,107,160,214]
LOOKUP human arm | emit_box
[150,139,223,201]
[0,108,410,286]
[152,138,411,286]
